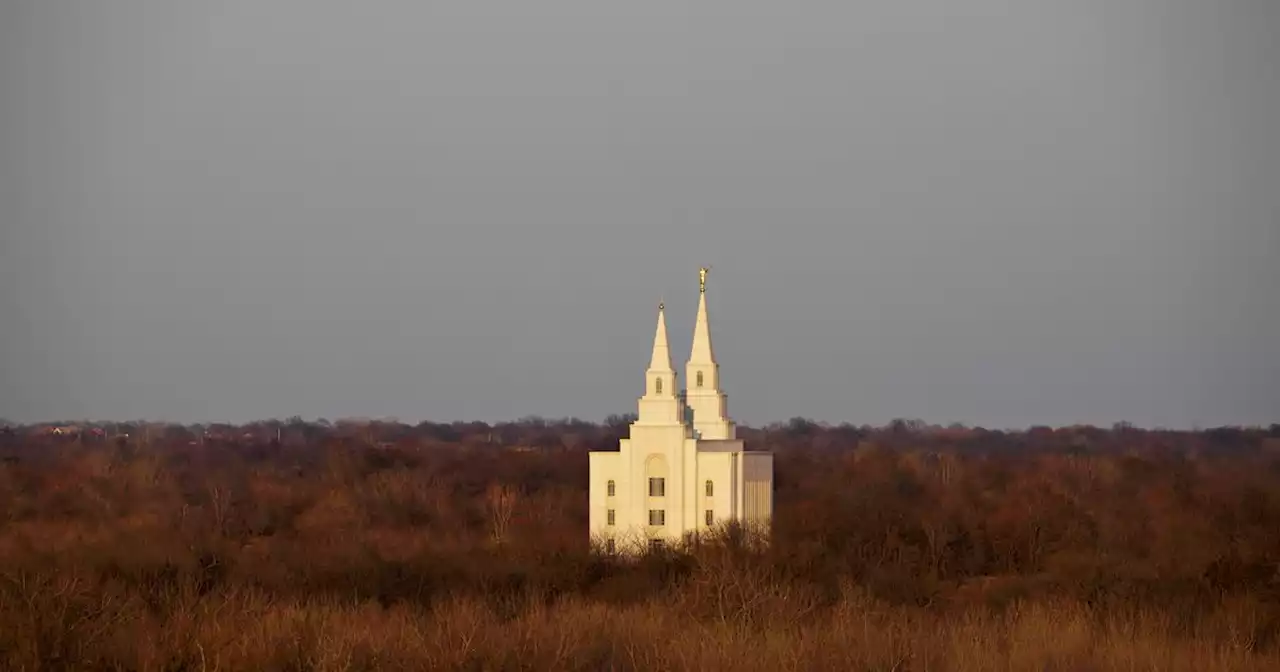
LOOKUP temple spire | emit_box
[649,300,674,372]
[637,300,683,425]
[685,267,734,439]
[689,268,715,364]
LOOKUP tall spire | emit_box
[685,266,734,439]
[689,268,715,364]
[649,300,674,372]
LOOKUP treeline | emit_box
[1,419,1279,669]
[8,413,1280,452]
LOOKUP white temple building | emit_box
[589,269,773,553]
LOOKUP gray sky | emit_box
[2,1,1277,429]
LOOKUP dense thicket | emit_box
[1,418,1279,670]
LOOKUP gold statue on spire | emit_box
[699,266,710,293]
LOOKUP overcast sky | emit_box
[2,1,1277,429]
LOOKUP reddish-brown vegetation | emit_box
[1,418,1279,670]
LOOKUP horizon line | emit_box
[3,414,1275,433]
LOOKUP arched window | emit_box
[646,454,668,498]
[655,377,663,394]
[705,480,714,497]
[696,371,704,388]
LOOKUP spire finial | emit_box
[658,298,664,310]
[699,266,710,294]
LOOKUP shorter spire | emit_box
[648,301,674,372]
[637,298,683,424]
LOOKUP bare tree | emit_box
[208,483,231,537]
[485,483,519,546]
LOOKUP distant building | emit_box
[589,270,774,554]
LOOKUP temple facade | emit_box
[588,269,773,553]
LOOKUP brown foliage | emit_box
[0,419,1279,669]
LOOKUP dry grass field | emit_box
[1,419,1278,670]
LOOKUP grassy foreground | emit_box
[4,575,1277,671]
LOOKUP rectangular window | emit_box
[607,509,615,526]
[649,509,665,526]
[607,480,615,497]
[705,480,714,497]
[649,539,664,552]
[648,477,665,497]
[705,509,714,526]
[605,538,615,554]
